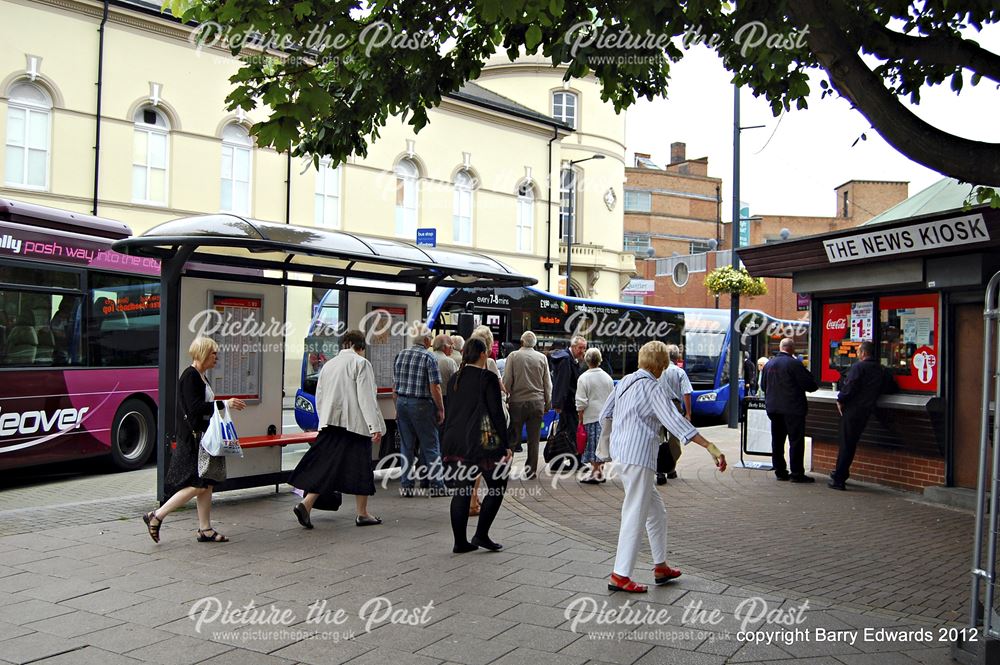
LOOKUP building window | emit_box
[689,239,714,254]
[131,107,169,205]
[516,182,534,252]
[621,294,645,305]
[395,158,419,238]
[314,160,341,228]
[552,91,577,129]
[624,190,651,212]
[559,167,577,242]
[452,169,474,245]
[672,261,690,287]
[624,233,651,254]
[4,82,51,189]
[220,124,252,214]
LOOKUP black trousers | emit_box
[768,412,807,476]
[555,402,578,440]
[656,433,682,474]
[833,408,872,483]
[450,462,510,547]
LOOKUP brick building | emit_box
[623,148,908,320]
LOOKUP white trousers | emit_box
[612,462,669,578]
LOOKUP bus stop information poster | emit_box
[364,304,407,394]
[210,294,262,401]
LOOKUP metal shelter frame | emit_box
[964,269,1000,663]
[112,214,537,502]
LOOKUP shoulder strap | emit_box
[178,369,209,434]
[618,375,655,400]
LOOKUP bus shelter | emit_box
[112,214,536,503]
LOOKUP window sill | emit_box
[2,182,49,192]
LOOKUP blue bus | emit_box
[293,285,808,431]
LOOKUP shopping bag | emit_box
[576,424,588,456]
[200,401,243,457]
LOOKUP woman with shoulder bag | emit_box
[287,330,386,529]
[443,337,511,553]
[467,325,507,516]
[142,337,245,543]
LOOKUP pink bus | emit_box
[0,198,159,471]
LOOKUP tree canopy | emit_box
[168,0,1000,199]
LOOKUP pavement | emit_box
[0,424,981,665]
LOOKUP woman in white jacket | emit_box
[576,348,615,483]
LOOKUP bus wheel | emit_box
[111,399,155,471]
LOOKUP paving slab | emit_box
[0,423,985,664]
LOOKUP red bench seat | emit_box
[239,431,318,449]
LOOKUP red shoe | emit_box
[653,563,682,585]
[608,573,647,593]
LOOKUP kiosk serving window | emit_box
[878,293,938,392]
[819,293,939,392]
[820,300,873,384]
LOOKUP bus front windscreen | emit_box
[684,330,726,387]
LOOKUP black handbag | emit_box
[544,415,579,471]
[312,491,342,511]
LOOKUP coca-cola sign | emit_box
[826,317,847,331]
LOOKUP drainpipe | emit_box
[544,126,558,292]
[92,0,110,215]
[715,183,722,308]
[285,152,292,224]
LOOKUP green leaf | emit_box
[293,1,312,19]
[950,71,963,93]
[525,25,543,50]
[482,0,499,23]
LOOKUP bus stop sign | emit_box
[416,228,436,247]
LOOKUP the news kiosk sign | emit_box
[822,214,989,263]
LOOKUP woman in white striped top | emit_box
[598,341,726,593]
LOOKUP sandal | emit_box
[654,563,682,585]
[142,511,162,543]
[608,573,647,593]
[196,528,229,542]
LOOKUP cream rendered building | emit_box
[0,0,635,393]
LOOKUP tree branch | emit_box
[788,0,1000,186]
[860,19,1000,85]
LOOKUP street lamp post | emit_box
[564,154,605,296]
[727,87,764,429]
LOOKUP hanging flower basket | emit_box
[704,265,768,297]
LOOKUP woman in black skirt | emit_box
[443,337,511,553]
[289,330,386,529]
[143,336,246,543]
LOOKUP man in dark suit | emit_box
[761,337,819,483]
[829,342,897,490]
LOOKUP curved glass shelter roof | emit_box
[112,214,537,289]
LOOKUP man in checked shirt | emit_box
[598,341,727,593]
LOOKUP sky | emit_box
[624,27,1000,222]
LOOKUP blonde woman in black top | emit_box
[142,337,245,543]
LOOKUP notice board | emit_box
[209,293,263,401]
[364,303,407,393]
